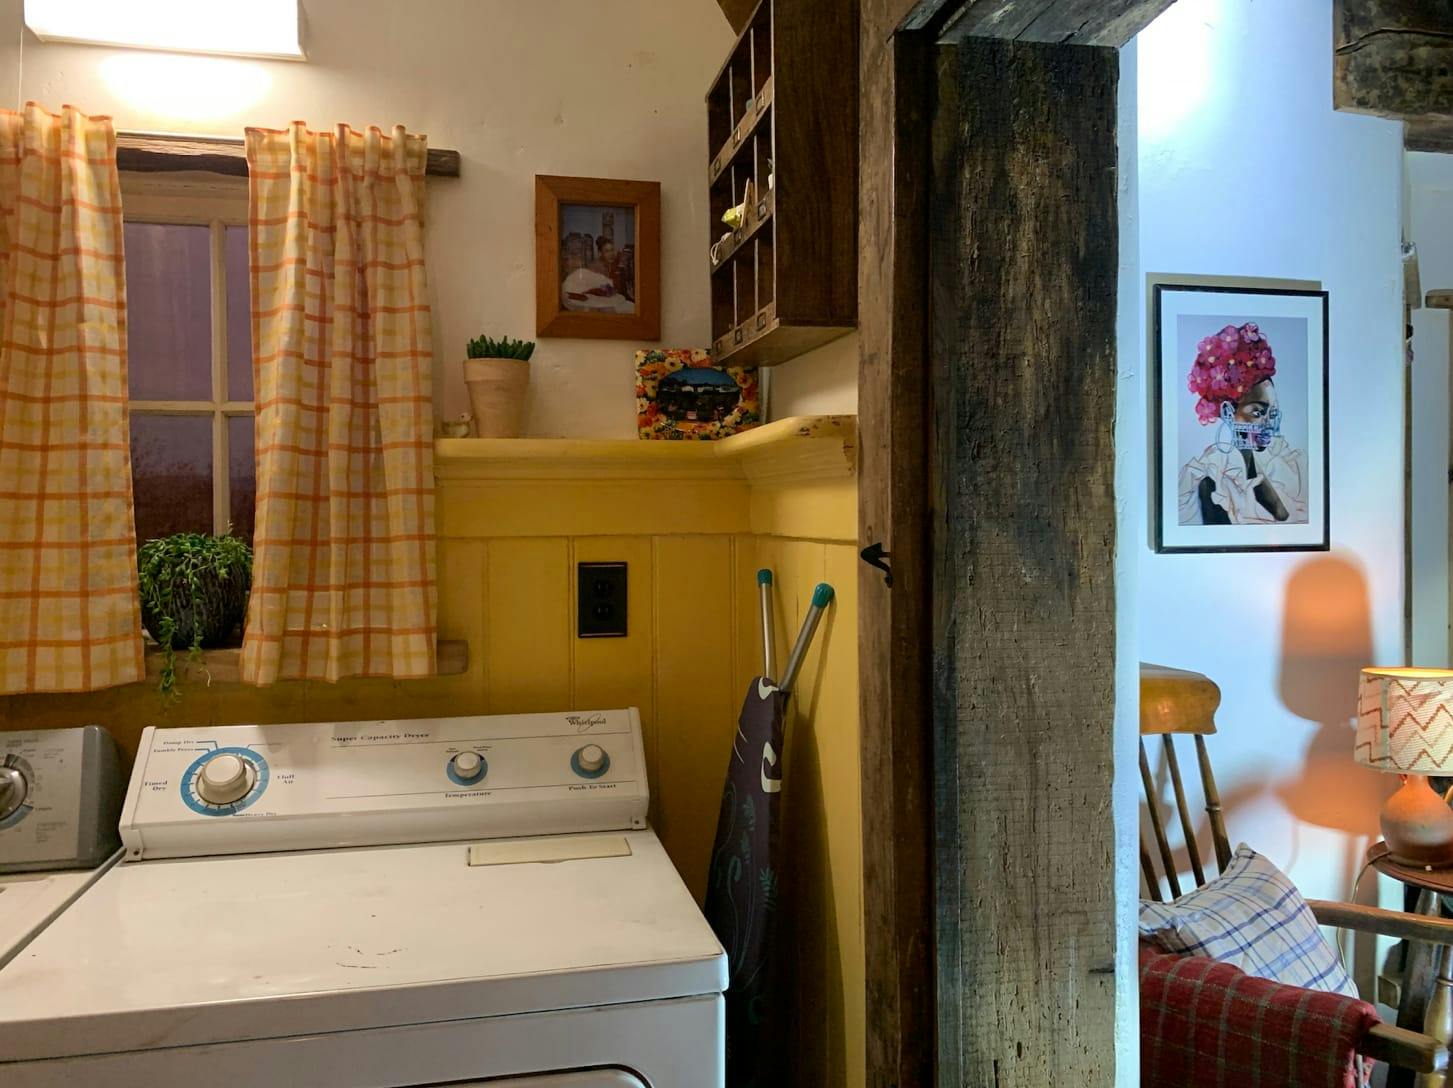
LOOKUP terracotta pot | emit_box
[463,357,530,438]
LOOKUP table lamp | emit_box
[1355,666,1453,866]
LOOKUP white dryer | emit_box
[0,710,726,1087]
[0,726,123,968]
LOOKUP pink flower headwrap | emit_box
[1187,322,1277,425]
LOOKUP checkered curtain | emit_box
[0,104,143,693]
[240,123,436,684]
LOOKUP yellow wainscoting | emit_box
[0,415,863,1088]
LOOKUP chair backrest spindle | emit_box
[1140,739,1182,900]
[1140,844,1164,903]
[1162,734,1206,887]
[1194,733,1233,872]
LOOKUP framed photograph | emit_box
[1153,281,1329,553]
[635,349,760,441]
[535,174,660,340]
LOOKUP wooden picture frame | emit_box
[1152,280,1331,554]
[535,175,661,340]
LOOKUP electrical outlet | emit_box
[577,562,627,638]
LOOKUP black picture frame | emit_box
[1152,281,1330,554]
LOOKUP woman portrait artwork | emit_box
[559,204,637,316]
[1177,322,1308,527]
[1153,282,1328,554]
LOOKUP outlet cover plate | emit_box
[577,562,627,638]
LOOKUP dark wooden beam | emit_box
[939,0,1177,46]
[930,34,1119,1083]
[1335,0,1453,121]
[713,0,758,34]
[855,4,1167,1087]
[115,133,463,178]
[858,1,936,1085]
[1408,118,1453,152]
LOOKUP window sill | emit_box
[142,639,469,684]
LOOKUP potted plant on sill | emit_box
[138,532,253,697]
[463,334,535,438]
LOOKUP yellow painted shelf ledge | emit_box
[144,639,470,685]
[434,414,856,485]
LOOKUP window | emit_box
[124,192,255,547]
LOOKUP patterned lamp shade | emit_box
[1355,667,1453,772]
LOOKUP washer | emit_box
[0,726,123,969]
[0,710,726,1087]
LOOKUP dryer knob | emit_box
[0,765,27,821]
[576,745,607,774]
[453,751,482,776]
[448,751,487,785]
[197,753,251,806]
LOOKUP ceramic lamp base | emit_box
[1383,774,1453,868]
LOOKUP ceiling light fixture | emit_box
[24,0,305,61]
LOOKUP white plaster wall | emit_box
[0,0,734,437]
[768,331,859,418]
[1133,0,1405,906]
[1408,152,1453,667]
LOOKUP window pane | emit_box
[225,226,252,403]
[227,414,255,542]
[131,414,212,545]
[125,223,212,401]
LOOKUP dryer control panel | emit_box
[0,726,123,873]
[120,710,649,861]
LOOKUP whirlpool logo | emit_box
[566,713,608,733]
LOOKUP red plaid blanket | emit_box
[1141,943,1380,1088]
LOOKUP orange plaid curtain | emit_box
[0,104,143,693]
[240,123,437,684]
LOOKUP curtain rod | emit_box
[114,131,462,179]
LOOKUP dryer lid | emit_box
[453,1074,647,1087]
[0,830,726,1062]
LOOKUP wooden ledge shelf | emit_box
[434,414,856,485]
[145,639,470,685]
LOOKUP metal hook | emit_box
[860,542,893,588]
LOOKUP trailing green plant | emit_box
[467,334,535,361]
[137,532,253,698]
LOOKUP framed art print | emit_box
[535,174,661,341]
[1153,281,1329,554]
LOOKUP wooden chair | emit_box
[1139,662,1453,1075]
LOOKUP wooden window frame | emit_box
[121,173,252,538]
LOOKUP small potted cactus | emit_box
[463,334,535,438]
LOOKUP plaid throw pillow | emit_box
[1139,844,1358,999]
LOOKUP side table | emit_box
[1370,841,1453,1088]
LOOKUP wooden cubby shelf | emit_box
[709,187,773,272]
[705,0,857,369]
[709,76,774,186]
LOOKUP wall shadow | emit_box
[1274,553,1391,989]
[1275,553,1385,837]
